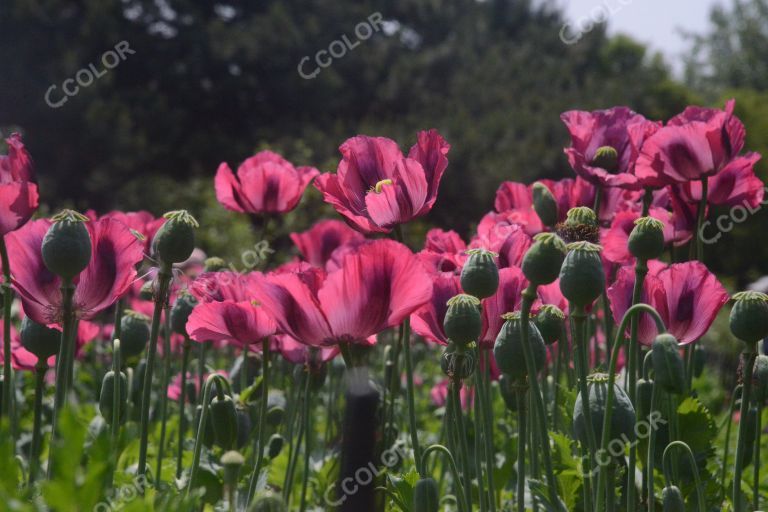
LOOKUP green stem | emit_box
[421,444,467,512]
[721,384,742,501]
[647,383,660,512]
[450,378,473,511]
[246,338,271,507]
[241,341,249,393]
[754,400,762,511]
[188,374,222,495]
[516,385,528,512]
[606,463,616,512]
[401,318,422,474]
[28,361,46,485]
[0,236,13,441]
[473,377,487,512]
[47,278,75,480]
[593,184,603,215]
[197,340,208,404]
[521,287,560,506]
[734,345,757,511]
[478,348,498,511]
[662,441,705,512]
[284,371,307,504]
[176,337,191,479]
[155,304,173,484]
[111,339,122,443]
[137,265,173,483]
[299,372,312,512]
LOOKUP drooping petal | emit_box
[408,129,450,212]
[214,162,248,213]
[186,300,277,347]
[0,181,39,235]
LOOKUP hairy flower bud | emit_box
[152,210,198,265]
[651,333,686,395]
[413,478,440,512]
[559,241,605,308]
[494,312,546,380]
[532,182,558,227]
[120,310,150,359]
[628,216,665,261]
[522,233,567,286]
[99,370,128,425]
[443,294,482,346]
[171,291,198,335]
[662,485,685,512]
[729,291,768,344]
[460,249,499,299]
[42,210,92,280]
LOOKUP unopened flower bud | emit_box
[521,233,567,286]
[171,291,198,335]
[443,294,482,346]
[99,370,128,425]
[460,249,499,299]
[628,216,665,261]
[753,355,768,403]
[559,241,605,308]
[120,310,150,359]
[662,485,685,512]
[413,477,440,512]
[532,182,558,227]
[729,291,768,344]
[651,333,686,395]
[152,210,198,265]
[440,342,476,380]
[42,210,92,280]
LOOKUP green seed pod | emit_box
[440,343,476,380]
[19,316,60,361]
[204,256,228,272]
[559,241,605,308]
[413,477,440,512]
[460,249,499,299]
[534,305,565,345]
[498,374,522,411]
[493,312,546,381]
[661,485,685,512]
[754,355,768,403]
[651,334,686,395]
[267,433,285,459]
[628,216,665,261]
[532,182,558,227]
[151,210,198,265]
[522,233,568,286]
[99,370,128,425]
[41,210,92,280]
[636,378,654,419]
[119,310,150,360]
[236,405,253,449]
[194,404,215,448]
[591,146,619,172]
[729,291,768,343]
[210,395,238,449]
[557,206,600,243]
[248,492,287,512]
[220,450,244,487]
[443,294,482,346]
[171,291,198,335]
[573,373,636,448]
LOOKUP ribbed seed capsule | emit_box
[443,294,482,347]
[460,249,499,299]
[729,291,768,343]
[99,370,128,425]
[521,233,567,286]
[651,334,686,395]
[628,216,665,261]
[559,241,605,308]
[152,209,198,265]
[573,373,636,448]
[557,206,600,244]
[493,312,546,381]
[534,304,565,345]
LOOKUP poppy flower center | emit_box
[372,179,393,193]
[591,146,619,173]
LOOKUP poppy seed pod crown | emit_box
[521,232,567,286]
[443,294,482,346]
[559,241,605,308]
[591,145,619,172]
[460,248,499,299]
[628,216,665,261]
[558,206,600,243]
[531,182,558,227]
[534,304,566,345]
[729,291,768,344]
[152,210,198,265]
[41,209,92,280]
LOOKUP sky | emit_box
[559,0,724,74]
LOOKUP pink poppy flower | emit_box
[410,272,462,345]
[480,266,531,347]
[601,207,675,264]
[471,219,531,268]
[7,218,144,326]
[561,107,661,189]
[251,239,432,347]
[186,299,277,349]
[418,229,468,274]
[215,150,320,214]
[672,152,764,208]
[101,210,164,253]
[314,130,450,233]
[635,99,746,185]
[189,271,255,304]
[607,261,728,345]
[0,134,39,235]
[289,219,365,268]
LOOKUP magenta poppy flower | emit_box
[186,299,277,349]
[189,270,257,304]
[314,130,450,233]
[672,152,763,208]
[635,100,746,185]
[601,207,675,264]
[480,266,531,347]
[410,272,462,345]
[251,239,433,347]
[7,218,145,325]
[607,261,728,345]
[0,134,39,236]
[101,210,165,253]
[289,219,365,268]
[471,219,532,268]
[215,150,320,214]
[418,229,468,274]
[561,107,661,189]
